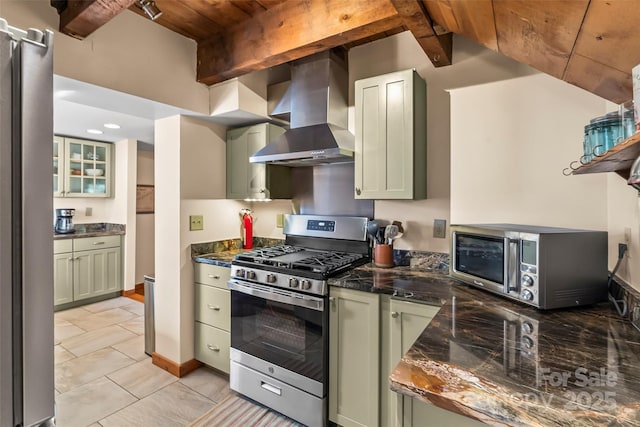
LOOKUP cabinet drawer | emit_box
[54,239,73,254]
[195,322,230,374]
[194,263,231,289]
[74,235,121,251]
[195,284,230,330]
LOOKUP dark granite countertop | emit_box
[54,223,125,240]
[191,237,285,268]
[329,265,640,426]
[193,249,252,268]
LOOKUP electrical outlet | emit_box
[433,219,447,238]
[85,207,92,216]
[276,213,284,228]
[189,215,204,231]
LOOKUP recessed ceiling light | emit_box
[104,123,120,129]
[87,129,103,135]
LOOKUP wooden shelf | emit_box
[572,132,640,179]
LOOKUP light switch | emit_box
[433,219,446,239]
[85,207,92,216]
[276,213,284,228]
[190,215,204,231]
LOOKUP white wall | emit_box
[1,0,209,113]
[348,32,538,253]
[607,175,640,289]
[136,150,154,284]
[450,74,608,228]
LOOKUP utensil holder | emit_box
[374,244,393,268]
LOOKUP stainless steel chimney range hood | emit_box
[250,50,354,166]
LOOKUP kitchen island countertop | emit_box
[329,264,640,426]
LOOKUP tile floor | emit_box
[54,297,231,427]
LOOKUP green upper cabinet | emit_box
[226,123,291,200]
[354,69,426,200]
[54,136,113,198]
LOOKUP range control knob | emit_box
[522,336,534,350]
[301,279,312,290]
[521,274,534,287]
[289,278,299,288]
[521,321,534,335]
[266,274,277,283]
[521,289,534,301]
[235,269,245,278]
[246,270,256,280]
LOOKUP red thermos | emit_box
[241,209,253,249]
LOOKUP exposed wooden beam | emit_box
[389,0,452,66]
[197,0,404,85]
[58,0,137,40]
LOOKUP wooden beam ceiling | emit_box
[196,0,407,85]
[57,0,137,40]
[389,0,452,66]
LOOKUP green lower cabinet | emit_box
[53,252,73,305]
[384,297,485,427]
[73,247,121,301]
[329,287,380,427]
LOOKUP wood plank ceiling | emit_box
[51,0,640,104]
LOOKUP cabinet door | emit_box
[53,252,73,305]
[63,138,112,198]
[355,69,425,200]
[195,322,230,374]
[227,124,267,199]
[53,136,64,198]
[73,247,121,301]
[329,287,380,427]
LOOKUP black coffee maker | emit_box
[54,208,75,234]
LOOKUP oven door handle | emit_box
[228,280,325,311]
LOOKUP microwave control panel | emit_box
[519,240,538,302]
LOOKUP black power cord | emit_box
[608,243,628,317]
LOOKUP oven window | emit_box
[455,234,504,284]
[231,290,325,383]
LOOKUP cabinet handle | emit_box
[67,257,73,261]
[207,304,221,311]
[207,344,220,352]
[260,381,282,396]
[93,241,105,245]
[74,257,81,260]
[391,311,399,318]
[207,274,220,279]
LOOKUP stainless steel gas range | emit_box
[228,214,370,427]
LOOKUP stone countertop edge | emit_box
[191,237,285,268]
[54,223,125,240]
[328,265,640,427]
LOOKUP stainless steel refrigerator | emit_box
[0,19,55,427]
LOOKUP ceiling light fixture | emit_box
[137,0,163,21]
[87,129,103,135]
[104,123,121,129]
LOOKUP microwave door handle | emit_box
[505,238,519,293]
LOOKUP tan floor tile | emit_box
[54,344,76,365]
[180,366,231,403]
[55,376,137,427]
[121,300,144,316]
[83,296,138,313]
[61,324,136,357]
[55,306,91,322]
[111,335,148,362]
[119,315,144,335]
[55,347,136,393]
[53,320,86,344]
[69,308,136,331]
[99,382,213,427]
[108,358,178,399]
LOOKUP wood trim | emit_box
[152,352,202,378]
[121,289,136,297]
[135,282,145,294]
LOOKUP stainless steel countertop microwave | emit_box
[450,224,608,309]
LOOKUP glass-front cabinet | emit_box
[53,136,64,197]
[55,136,112,198]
